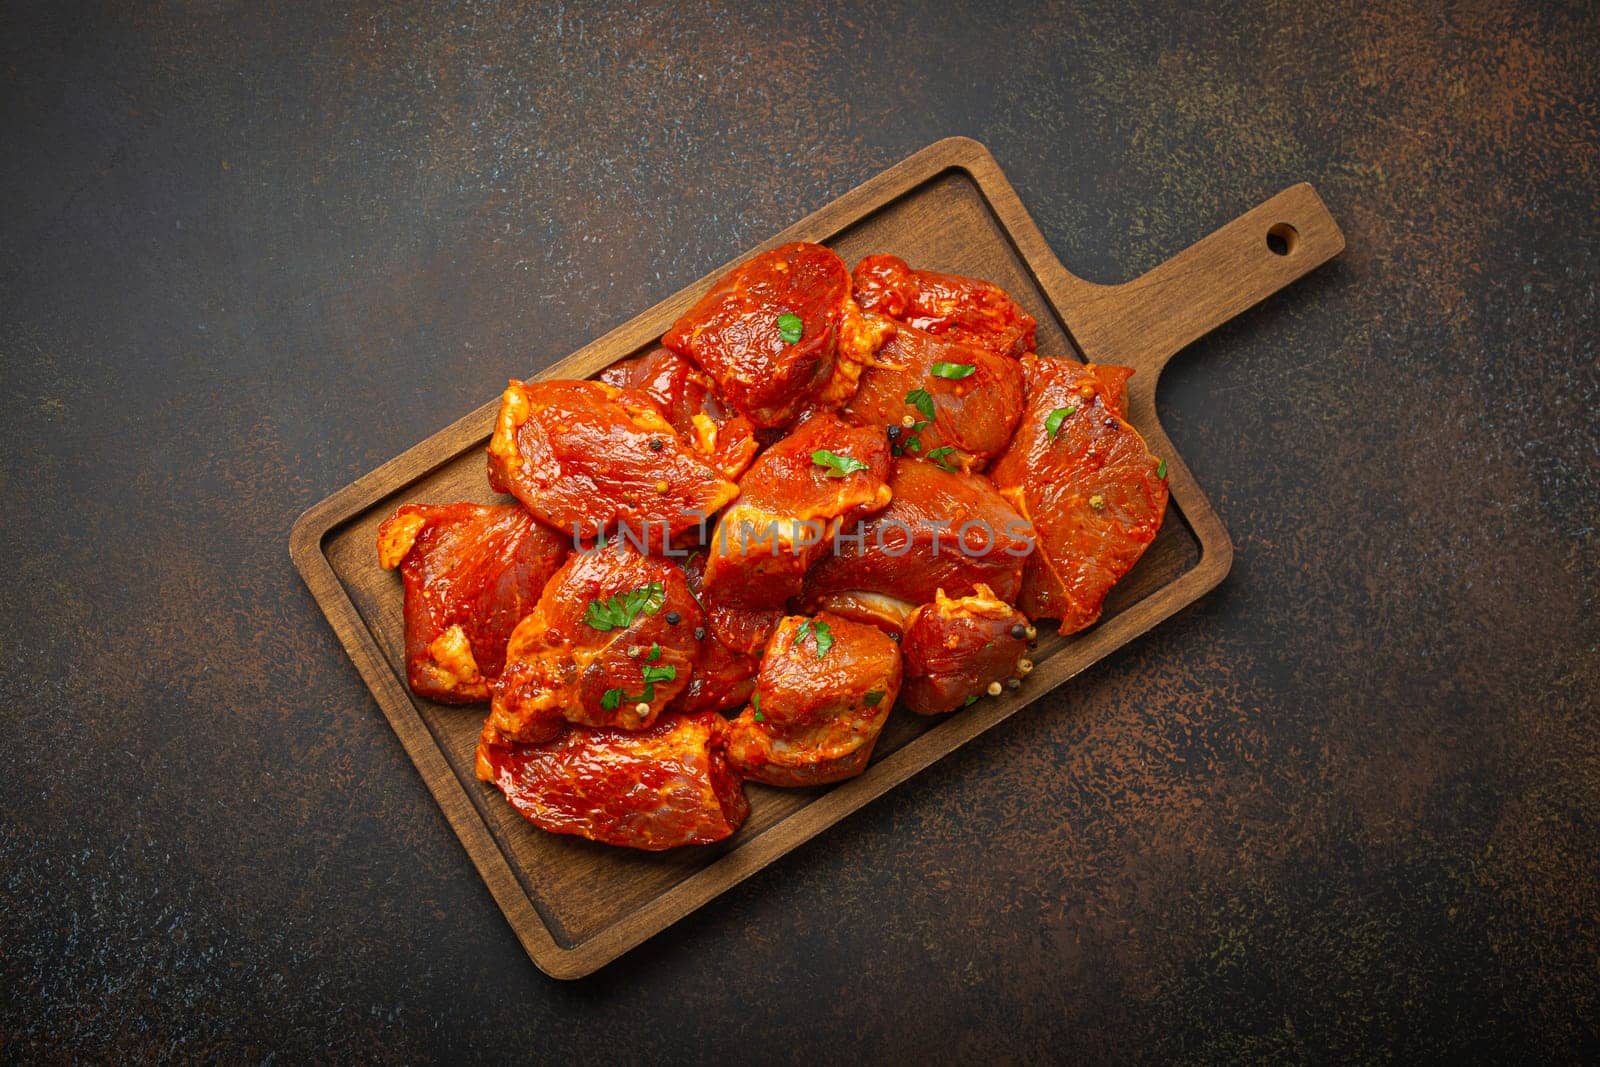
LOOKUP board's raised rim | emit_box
[289,136,1236,979]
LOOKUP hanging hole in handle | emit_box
[1266,222,1299,256]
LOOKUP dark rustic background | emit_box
[3,0,1596,1061]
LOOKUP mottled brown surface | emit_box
[2,0,1596,1061]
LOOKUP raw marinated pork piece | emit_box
[990,354,1167,633]
[725,613,902,787]
[842,322,1024,472]
[852,253,1036,358]
[476,713,748,850]
[900,587,1032,715]
[663,242,894,429]
[376,503,569,704]
[487,378,737,541]
[487,540,703,745]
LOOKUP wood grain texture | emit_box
[291,138,1342,977]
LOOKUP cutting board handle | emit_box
[1053,182,1344,386]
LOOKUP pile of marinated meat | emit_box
[377,244,1168,850]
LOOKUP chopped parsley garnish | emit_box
[777,312,803,344]
[863,689,886,707]
[925,446,958,472]
[600,663,678,712]
[905,388,936,422]
[1045,406,1078,439]
[812,449,869,478]
[962,693,980,707]
[1157,458,1168,479]
[891,434,921,457]
[891,391,934,456]
[752,691,764,722]
[641,664,677,687]
[811,621,834,657]
[891,424,927,454]
[647,643,661,662]
[792,619,834,658]
[930,362,976,380]
[583,582,666,632]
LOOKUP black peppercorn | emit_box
[649,438,664,451]
[664,610,682,625]
[1010,623,1027,639]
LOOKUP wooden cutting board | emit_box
[290,137,1343,979]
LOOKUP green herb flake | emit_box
[863,689,886,707]
[930,362,976,380]
[962,693,980,707]
[811,621,834,658]
[777,313,804,344]
[583,582,667,632]
[904,388,936,422]
[1045,406,1078,439]
[893,419,930,458]
[812,449,870,479]
[604,661,679,712]
[1157,458,1168,479]
[647,643,661,662]
[641,664,677,686]
[751,691,761,715]
[925,446,958,472]
[753,711,765,723]
[791,619,835,658]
